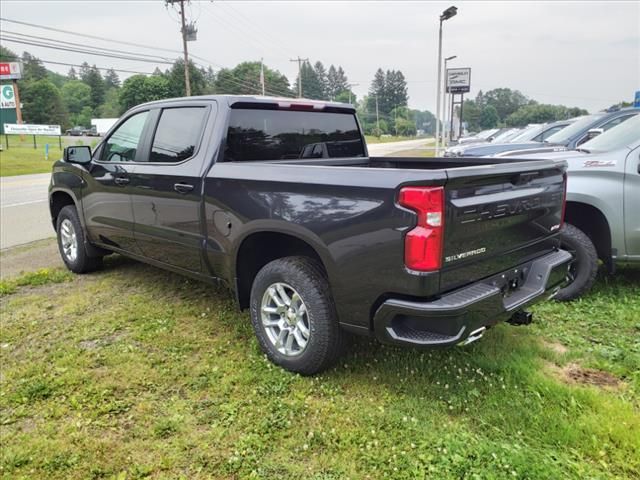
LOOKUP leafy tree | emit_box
[21,79,68,127]
[71,106,93,128]
[82,65,106,109]
[334,89,356,105]
[505,103,588,127]
[479,105,500,129]
[483,88,529,122]
[411,109,438,135]
[99,88,122,117]
[104,69,121,89]
[0,45,17,61]
[460,99,481,132]
[119,74,170,111]
[203,66,216,94]
[61,80,92,115]
[214,61,291,97]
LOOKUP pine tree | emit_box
[335,66,349,95]
[313,61,328,100]
[367,68,387,115]
[67,67,78,80]
[386,70,408,111]
[82,65,105,110]
[296,61,323,100]
[104,69,121,89]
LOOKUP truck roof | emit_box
[136,94,356,112]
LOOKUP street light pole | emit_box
[434,6,457,156]
[443,55,457,146]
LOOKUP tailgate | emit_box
[440,159,566,292]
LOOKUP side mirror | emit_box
[585,128,604,140]
[64,146,92,164]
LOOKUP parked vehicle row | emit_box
[50,95,571,374]
[517,114,640,300]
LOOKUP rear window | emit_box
[224,109,365,162]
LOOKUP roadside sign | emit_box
[635,91,640,108]
[0,62,23,81]
[1,84,17,109]
[446,68,471,93]
[4,123,61,135]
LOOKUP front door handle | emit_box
[114,177,130,186]
[174,183,194,194]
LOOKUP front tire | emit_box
[56,205,103,274]
[250,256,348,375]
[555,223,598,301]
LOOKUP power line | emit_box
[0,17,295,99]
[0,51,154,75]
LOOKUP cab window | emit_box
[100,111,149,162]
[149,107,207,163]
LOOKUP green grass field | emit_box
[0,135,99,176]
[365,135,432,144]
[1,254,638,479]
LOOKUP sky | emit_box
[1,0,639,113]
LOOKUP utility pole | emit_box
[290,57,308,98]
[12,79,23,124]
[166,0,193,96]
[375,94,380,136]
[260,58,265,96]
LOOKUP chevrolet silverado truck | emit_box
[49,95,571,374]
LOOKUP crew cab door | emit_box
[624,145,640,257]
[128,103,214,273]
[82,110,151,253]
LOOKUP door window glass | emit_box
[100,111,149,162]
[149,107,207,163]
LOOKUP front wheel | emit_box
[250,256,348,375]
[555,223,598,301]
[56,205,103,274]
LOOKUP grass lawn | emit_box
[1,136,100,176]
[0,148,60,177]
[1,256,638,479]
[365,135,433,144]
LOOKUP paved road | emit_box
[0,138,435,249]
[1,173,52,249]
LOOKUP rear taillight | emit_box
[398,186,445,272]
[560,172,567,229]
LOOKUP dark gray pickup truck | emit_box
[49,95,571,374]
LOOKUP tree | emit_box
[411,109,438,135]
[21,52,48,82]
[326,64,349,100]
[61,81,92,115]
[385,70,408,110]
[460,99,481,132]
[119,75,170,111]
[505,103,588,127]
[98,88,122,117]
[82,65,106,110]
[483,88,529,122]
[79,62,92,81]
[104,69,121,89]
[67,67,78,80]
[203,66,216,94]
[313,61,328,100]
[214,61,291,97]
[479,105,499,129]
[367,68,387,115]
[297,61,324,100]
[0,45,17,62]
[21,79,68,127]
[164,58,207,97]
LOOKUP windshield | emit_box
[491,129,520,143]
[580,114,640,152]
[476,129,499,139]
[509,125,542,143]
[545,114,605,144]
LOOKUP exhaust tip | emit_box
[459,326,486,346]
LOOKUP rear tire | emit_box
[250,256,348,375]
[56,205,103,274]
[555,223,598,301]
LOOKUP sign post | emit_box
[3,123,62,150]
[446,67,471,140]
[1,62,24,137]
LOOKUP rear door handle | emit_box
[174,183,194,194]
[114,177,130,186]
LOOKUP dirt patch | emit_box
[79,332,127,350]
[542,340,568,355]
[546,362,621,388]
[0,238,62,279]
